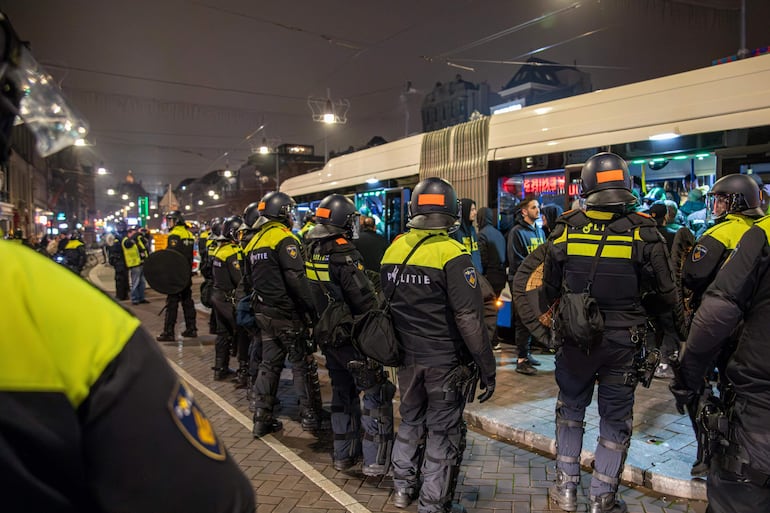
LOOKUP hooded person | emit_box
[451,198,483,273]
[476,207,506,296]
[540,204,564,239]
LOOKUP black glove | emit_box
[477,378,495,403]
[669,380,697,415]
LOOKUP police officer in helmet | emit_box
[304,194,396,475]
[383,177,496,513]
[157,210,198,341]
[243,191,325,437]
[671,209,770,512]
[210,216,250,384]
[682,173,764,312]
[0,10,254,511]
[532,152,676,513]
[239,201,264,401]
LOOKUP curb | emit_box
[463,409,707,501]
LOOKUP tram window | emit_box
[356,190,388,237]
[498,170,575,234]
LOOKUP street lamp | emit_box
[308,89,350,163]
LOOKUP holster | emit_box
[440,363,478,404]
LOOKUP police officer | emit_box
[239,202,263,407]
[682,173,764,312]
[671,216,770,513]
[157,210,198,341]
[0,10,255,511]
[383,177,496,513]
[107,221,130,300]
[243,191,325,437]
[305,194,396,475]
[534,152,676,513]
[210,216,250,383]
[62,229,87,275]
[200,217,223,335]
[297,211,316,242]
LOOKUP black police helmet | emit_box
[258,191,296,228]
[314,194,359,237]
[242,201,261,229]
[209,217,224,238]
[709,174,764,218]
[407,177,460,229]
[580,152,636,207]
[115,220,128,233]
[222,215,243,241]
[165,210,185,227]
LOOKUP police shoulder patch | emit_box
[691,244,708,262]
[168,380,226,461]
[464,266,478,288]
[286,244,299,259]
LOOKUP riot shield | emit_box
[511,244,555,346]
[671,227,696,340]
[144,249,191,295]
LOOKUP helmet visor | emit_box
[349,213,360,239]
[707,193,731,220]
[9,46,89,157]
[287,205,298,229]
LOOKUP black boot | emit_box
[156,332,175,342]
[300,408,331,432]
[549,470,579,512]
[233,362,249,389]
[253,408,283,437]
[181,328,198,338]
[392,488,417,508]
[589,493,627,513]
[213,356,234,381]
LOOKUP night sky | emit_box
[2,0,768,195]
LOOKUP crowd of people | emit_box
[3,6,767,511]
[124,160,768,513]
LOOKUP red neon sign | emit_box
[522,175,580,196]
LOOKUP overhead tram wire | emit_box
[429,1,582,60]
[40,62,307,102]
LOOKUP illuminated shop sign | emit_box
[522,175,580,196]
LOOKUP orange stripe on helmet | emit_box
[315,207,331,218]
[417,193,445,206]
[596,169,625,184]
[258,202,266,210]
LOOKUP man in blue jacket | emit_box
[507,196,546,375]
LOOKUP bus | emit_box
[281,53,770,327]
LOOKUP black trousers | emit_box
[554,330,637,499]
[324,343,394,466]
[392,363,466,513]
[707,462,770,513]
[252,321,313,415]
[163,284,196,333]
[114,268,129,300]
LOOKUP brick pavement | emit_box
[89,265,707,512]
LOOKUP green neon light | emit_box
[695,153,711,158]
[631,159,645,164]
[673,155,688,160]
